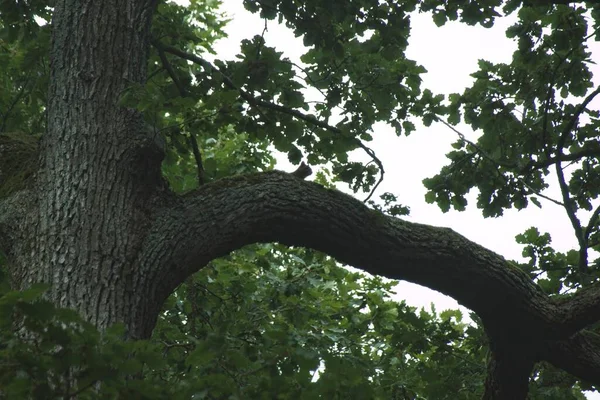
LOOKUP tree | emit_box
[0,0,599,398]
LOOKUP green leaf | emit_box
[432,12,447,27]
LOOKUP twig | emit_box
[155,44,206,185]
[556,85,600,151]
[552,86,600,273]
[523,148,600,171]
[156,46,186,97]
[584,204,600,242]
[187,133,206,185]
[555,149,586,270]
[532,25,600,273]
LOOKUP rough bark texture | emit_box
[0,1,600,398]
[6,0,166,339]
[483,340,535,399]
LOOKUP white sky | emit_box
[204,1,599,396]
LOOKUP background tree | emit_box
[0,0,599,399]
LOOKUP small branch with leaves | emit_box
[151,38,385,201]
[438,118,564,207]
[154,43,206,185]
[552,86,600,273]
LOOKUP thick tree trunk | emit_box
[10,0,164,339]
[1,1,600,398]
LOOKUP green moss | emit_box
[0,132,39,199]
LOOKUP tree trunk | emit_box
[0,1,600,398]
[9,0,164,339]
[483,339,535,399]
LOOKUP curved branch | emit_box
[133,170,600,387]
[142,171,600,339]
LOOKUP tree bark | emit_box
[0,0,600,398]
[5,0,165,338]
[483,340,535,400]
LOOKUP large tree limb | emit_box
[483,340,535,400]
[554,285,600,334]
[134,170,600,387]
[541,330,600,386]
[141,171,600,339]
